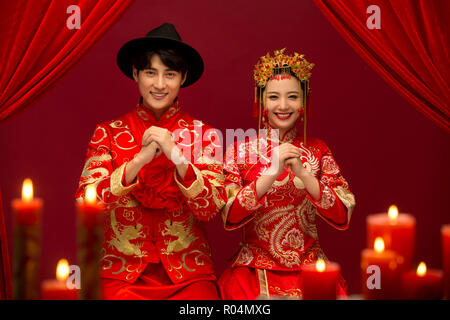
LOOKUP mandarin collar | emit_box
[135,98,181,125]
[265,123,297,144]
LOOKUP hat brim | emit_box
[116,37,204,87]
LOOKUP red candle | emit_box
[367,205,416,269]
[361,237,403,300]
[11,178,43,226]
[41,259,78,300]
[401,262,443,300]
[12,178,43,299]
[301,259,340,300]
[75,185,105,227]
[76,185,104,300]
[442,225,450,299]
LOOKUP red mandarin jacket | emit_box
[222,127,356,270]
[75,101,226,283]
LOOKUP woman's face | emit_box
[264,75,303,134]
[133,54,186,118]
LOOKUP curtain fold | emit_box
[0,0,134,300]
[314,0,449,131]
[0,0,134,121]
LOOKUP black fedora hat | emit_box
[117,23,204,87]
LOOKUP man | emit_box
[75,23,226,299]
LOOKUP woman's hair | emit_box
[260,67,306,95]
[132,48,188,77]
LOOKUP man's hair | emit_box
[132,48,188,76]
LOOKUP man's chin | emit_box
[143,98,171,111]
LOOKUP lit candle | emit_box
[76,185,104,300]
[301,259,340,300]
[76,185,105,227]
[11,178,43,225]
[41,259,78,300]
[401,262,443,300]
[366,205,416,269]
[361,237,403,299]
[442,225,450,299]
[11,178,43,299]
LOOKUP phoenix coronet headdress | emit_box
[253,48,314,143]
[253,48,314,88]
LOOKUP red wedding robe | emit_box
[218,127,356,299]
[75,100,226,299]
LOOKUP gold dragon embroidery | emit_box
[107,208,147,258]
[161,214,198,254]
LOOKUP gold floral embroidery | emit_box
[322,155,340,175]
[235,245,254,265]
[297,199,318,240]
[254,205,302,267]
[174,164,205,199]
[122,209,135,222]
[334,185,356,220]
[110,162,138,197]
[237,182,262,211]
[269,286,302,299]
[316,184,336,209]
[254,252,275,269]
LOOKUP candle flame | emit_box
[416,262,427,277]
[85,185,97,204]
[374,237,385,253]
[21,178,33,202]
[315,259,326,272]
[388,205,398,220]
[56,259,70,281]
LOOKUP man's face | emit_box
[133,54,186,118]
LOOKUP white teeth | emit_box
[275,112,292,118]
[152,93,167,97]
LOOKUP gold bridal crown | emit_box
[253,48,314,88]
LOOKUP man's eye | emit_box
[166,73,175,77]
[289,95,299,99]
[269,96,278,100]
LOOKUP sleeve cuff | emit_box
[174,163,204,199]
[176,163,197,187]
[110,162,139,197]
[236,181,266,211]
[307,180,336,210]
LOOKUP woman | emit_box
[218,48,355,299]
[75,23,226,299]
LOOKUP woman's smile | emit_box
[274,112,293,120]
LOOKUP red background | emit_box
[0,0,448,295]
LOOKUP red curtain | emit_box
[0,0,134,299]
[314,0,449,131]
[0,0,134,121]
